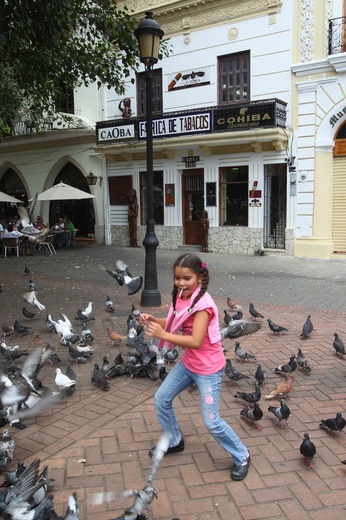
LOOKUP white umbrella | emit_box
[0,191,23,203]
[36,182,96,201]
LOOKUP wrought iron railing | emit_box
[328,16,346,55]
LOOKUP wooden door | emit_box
[182,169,204,245]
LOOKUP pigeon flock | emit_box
[221,301,346,472]
[1,259,345,520]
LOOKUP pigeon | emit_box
[274,355,297,375]
[253,364,267,387]
[13,320,31,337]
[82,301,93,316]
[81,322,94,342]
[224,359,250,385]
[28,279,36,291]
[319,412,346,435]
[267,319,288,334]
[231,310,243,321]
[55,368,76,392]
[2,324,14,337]
[300,314,313,338]
[101,356,111,373]
[234,382,261,404]
[92,363,110,390]
[102,260,143,296]
[240,402,263,430]
[75,309,95,323]
[223,310,233,325]
[68,343,91,364]
[220,320,261,340]
[65,362,76,381]
[107,328,126,346]
[158,366,169,382]
[45,314,56,333]
[0,344,29,362]
[265,373,294,399]
[131,304,142,320]
[333,333,345,356]
[234,342,257,363]
[1,460,26,486]
[22,291,45,311]
[106,365,126,379]
[89,432,170,515]
[105,295,116,312]
[0,429,15,469]
[22,307,40,319]
[164,348,179,362]
[300,433,316,468]
[296,348,312,372]
[268,399,291,428]
[63,492,79,520]
[24,266,30,275]
[249,303,264,319]
[226,297,242,310]
[76,342,94,354]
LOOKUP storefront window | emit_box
[140,171,164,225]
[220,166,248,226]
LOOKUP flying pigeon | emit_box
[1,460,26,487]
[63,493,79,520]
[102,260,143,296]
[267,319,288,334]
[22,291,45,311]
[220,320,261,340]
[240,402,263,430]
[268,399,291,428]
[249,303,264,319]
[333,333,345,356]
[89,432,170,515]
[224,358,250,385]
[319,412,346,435]
[265,373,294,400]
[296,348,312,372]
[234,342,257,362]
[300,315,313,338]
[234,382,261,404]
[253,364,267,387]
[300,433,316,468]
[274,355,297,375]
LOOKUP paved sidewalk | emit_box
[0,245,345,519]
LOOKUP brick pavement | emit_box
[0,246,345,519]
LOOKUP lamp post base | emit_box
[140,225,162,307]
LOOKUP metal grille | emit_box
[185,175,203,191]
[263,164,287,249]
[328,17,346,55]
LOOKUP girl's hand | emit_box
[139,313,154,325]
[145,320,165,339]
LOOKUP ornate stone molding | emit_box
[300,0,315,62]
[122,0,283,36]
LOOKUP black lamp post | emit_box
[134,12,164,307]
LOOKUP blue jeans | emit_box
[154,360,248,465]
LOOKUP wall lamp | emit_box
[86,171,103,187]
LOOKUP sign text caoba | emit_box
[138,111,211,139]
[98,124,135,142]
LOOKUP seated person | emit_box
[52,217,66,247]
[34,216,47,231]
[12,215,22,231]
[64,216,75,247]
[2,223,31,254]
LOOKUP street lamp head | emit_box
[86,172,103,187]
[134,11,164,69]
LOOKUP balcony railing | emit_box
[328,16,346,55]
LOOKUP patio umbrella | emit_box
[36,182,96,201]
[0,191,23,203]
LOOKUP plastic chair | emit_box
[4,237,20,257]
[34,235,56,255]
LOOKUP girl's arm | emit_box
[145,310,209,349]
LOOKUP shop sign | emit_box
[138,111,211,140]
[182,156,200,168]
[214,100,287,131]
[329,105,346,127]
[97,122,135,143]
[167,68,211,91]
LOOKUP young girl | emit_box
[140,253,250,481]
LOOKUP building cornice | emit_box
[0,129,96,154]
[122,0,283,36]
